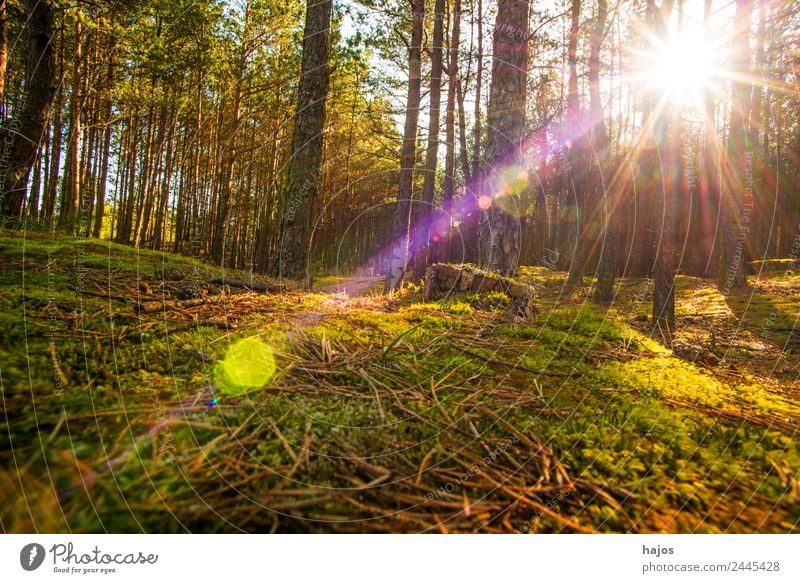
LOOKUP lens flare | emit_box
[214,336,276,394]
[640,30,719,101]
[478,195,493,210]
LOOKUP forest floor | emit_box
[1,230,798,533]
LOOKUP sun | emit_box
[642,32,719,98]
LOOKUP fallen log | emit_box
[423,263,537,316]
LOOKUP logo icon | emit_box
[20,543,46,571]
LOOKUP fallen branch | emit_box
[136,294,231,313]
[209,277,286,292]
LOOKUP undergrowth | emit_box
[1,231,798,533]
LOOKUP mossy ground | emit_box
[1,231,798,533]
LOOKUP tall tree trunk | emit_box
[211,4,251,265]
[0,0,6,119]
[93,51,113,238]
[275,0,333,284]
[411,0,446,281]
[42,25,65,223]
[630,2,666,280]
[590,0,616,302]
[749,0,766,259]
[27,148,43,220]
[719,0,752,291]
[535,128,552,267]
[700,0,719,277]
[115,113,139,244]
[59,14,83,228]
[385,0,425,293]
[479,0,530,276]
[462,0,483,265]
[566,0,583,284]
[131,102,156,246]
[456,80,470,185]
[152,119,176,249]
[188,66,205,252]
[0,0,56,222]
[442,0,462,263]
[651,0,678,344]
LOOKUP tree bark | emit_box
[93,51,114,238]
[566,0,583,284]
[385,0,425,293]
[275,0,333,284]
[0,0,56,222]
[471,0,483,181]
[699,0,719,277]
[0,0,6,118]
[411,0,446,281]
[59,13,83,228]
[27,148,43,220]
[651,0,677,344]
[479,0,530,277]
[748,0,766,259]
[590,0,616,302]
[461,0,483,266]
[42,24,65,223]
[211,3,252,265]
[441,0,462,263]
[719,0,752,291]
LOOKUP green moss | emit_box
[2,231,799,533]
[603,357,727,407]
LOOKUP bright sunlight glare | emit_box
[643,32,718,98]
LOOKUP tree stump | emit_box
[423,263,537,316]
